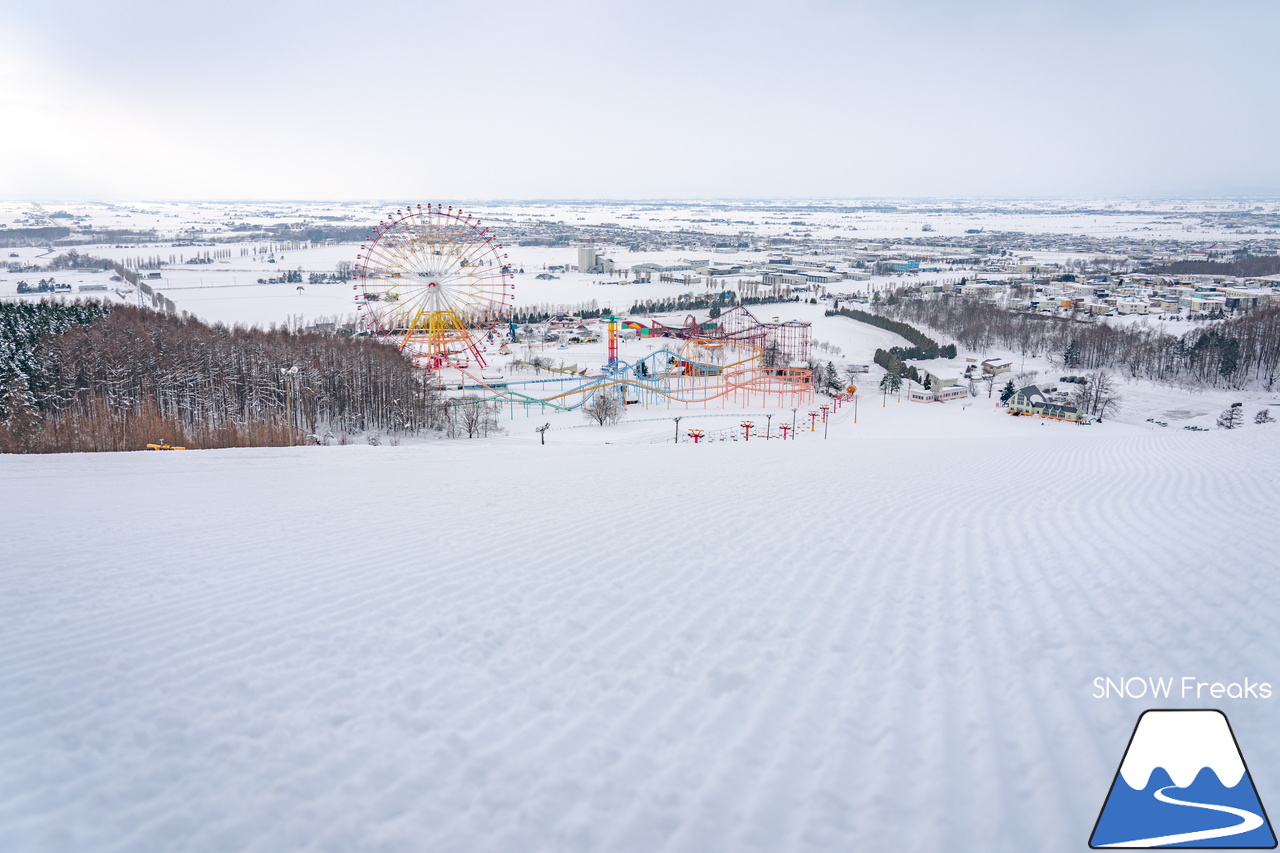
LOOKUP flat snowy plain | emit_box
[3,405,1279,852]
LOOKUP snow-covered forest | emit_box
[882,293,1280,388]
[0,302,448,453]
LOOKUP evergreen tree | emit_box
[1217,404,1244,430]
[1219,337,1241,378]
[1256,408,1274,424]
[879,370,901,404]
[0,377,40,452]
[1063,338,1081,368]
[999,379,1017,404]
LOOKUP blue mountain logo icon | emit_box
[1090,710,1276,848]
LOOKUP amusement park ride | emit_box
[355,203,815,413]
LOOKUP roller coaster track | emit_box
[452,339,812,411]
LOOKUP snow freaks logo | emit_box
[1089,710,1276,848]
[1093,676,1272,701]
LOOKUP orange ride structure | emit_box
[354,204,812,412]
[476,305,814,414]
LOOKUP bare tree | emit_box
[448,397,498,438]
[1072,369,1122,418]
[583,389,623,425]
[1071,375,1094,416]
[761,340,783,369]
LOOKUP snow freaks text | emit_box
[1093,677,1273,700]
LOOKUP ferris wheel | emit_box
[354,203,514,367]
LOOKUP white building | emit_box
[577,245,598,273]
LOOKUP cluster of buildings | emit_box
[909,272,1280,319]
[901,371,1092,424]
[898,356,1014,404]
[575,239,1280,323]
[577,248,924,300]
[1017,275,1279,318]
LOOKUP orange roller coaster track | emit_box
[453,328,814,412]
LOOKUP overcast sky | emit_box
[2,0,1277,200]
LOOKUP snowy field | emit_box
[0,241,946,331]
[6,197,1277,331]
[5,197,1278,248]
[3,417,1279,853]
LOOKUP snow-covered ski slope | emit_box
[2,424,1279,853]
